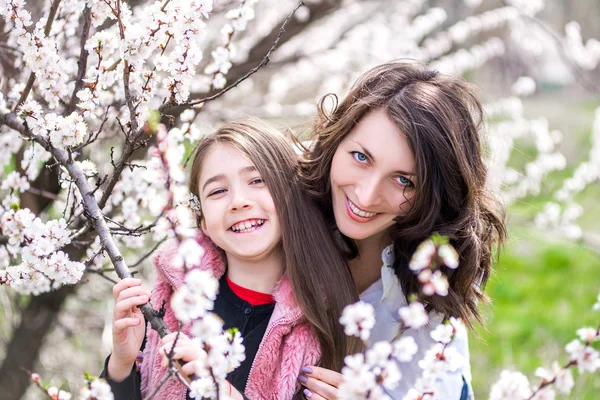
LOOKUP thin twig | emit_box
[165,0,305,110]
[66,5,93,114]
[25,187,60,201]
[129,237,167,269]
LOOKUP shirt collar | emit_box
[381,244,402,302]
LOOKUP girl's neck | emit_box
[225,250,284,294]
[349,232,392,294]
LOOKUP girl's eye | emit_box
[351,151,368,164]
[250,178,264,185]
[394,176,413,187]
[207,188,227,197]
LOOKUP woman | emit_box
[297,61,506,399]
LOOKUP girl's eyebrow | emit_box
[352,140,415,176]
[201,165,257,192]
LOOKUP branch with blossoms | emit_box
[0,0,306,397]
[337,233,600,400]
[28,370,114,400]
[488,308,599,399]
[337,235,463,399]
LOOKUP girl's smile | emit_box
[229,218,266,233]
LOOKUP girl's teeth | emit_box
[231,219,265,232]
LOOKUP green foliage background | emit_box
[470,98,600,399]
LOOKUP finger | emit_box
[159,345,199,365]
[116,285,151,303]
[114,295,149,317]
[303,366,344,387]
[113,317,142,333]
[303,389,325,400]
[113,278,142,300]
[161,332,191,346]
[181,360,200,376]
[300,376,338,399]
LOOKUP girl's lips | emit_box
[229,219,267,234]
[344,196,378,223]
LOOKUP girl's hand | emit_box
[108,278,151,381]
[168,352,245,400]
[159,332,203,369]
[298,366,343,400]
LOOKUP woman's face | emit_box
[329,108,416,242]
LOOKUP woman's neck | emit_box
[225,250,284,294]
[349,232,392,294]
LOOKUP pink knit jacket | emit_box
[140,232,321,399]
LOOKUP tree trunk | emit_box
[0,286,75,400]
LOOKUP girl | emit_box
[297,61,507,399]
[103,119,361,399]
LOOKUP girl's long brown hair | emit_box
[300,61,507,329]
[189,118,362,372]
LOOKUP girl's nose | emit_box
[228,188,252,211]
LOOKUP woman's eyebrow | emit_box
[352,140,415,176]
[352,140,375,161]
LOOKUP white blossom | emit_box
[430,323,454,344]
[511,76,536,97]
[339,301,376,341]
[392,336,418,363]
[489,370,533,400]
[535,361,574,395]
[171,269,219,323]
[409,239,436,272]
[565,339,600,373]
[399,302,429,329]
[1,171,30,193]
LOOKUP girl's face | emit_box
[198,144,282,263]
[329,108,416,242]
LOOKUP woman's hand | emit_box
[298,366,343,399]
[108,278,150,381]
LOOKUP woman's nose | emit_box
[356,178,382,209]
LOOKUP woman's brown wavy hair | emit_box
[299,61,507,328]
[188,118,362,373]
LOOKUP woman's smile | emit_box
[345,195,378,222]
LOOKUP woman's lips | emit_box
[345,195,378,222]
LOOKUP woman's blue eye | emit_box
[395,176,412,186]
[351,151,368,163]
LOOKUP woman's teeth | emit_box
[230,219,265,233]
[348,199,377,218]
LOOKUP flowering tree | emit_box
[0,0,599,399]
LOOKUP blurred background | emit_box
[0,0,599,398]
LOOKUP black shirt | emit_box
[101,275,275,399]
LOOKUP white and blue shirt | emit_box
[359,245,474,400]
